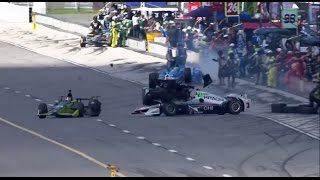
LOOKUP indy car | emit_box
[80,29,111,47]
[132,75,251,116]
[37,96,101,119]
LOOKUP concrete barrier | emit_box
[0,2,29,23]
[126,38,147,51]
[36,14,89,36]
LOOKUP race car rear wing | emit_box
[76,96,100,102]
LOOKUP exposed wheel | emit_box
[38,103,48,119]
[184,67,192,84]
[228,99,242,115]
[80,36,86,47]
[75,102,85,117]
[149,73,159,89]
[298,104,317,114]
[283,105,299,113]
[88,100,101,116]
[162,103,177,116]
[142,88,153,106]
[271,103,287,113]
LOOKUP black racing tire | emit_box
[184,67,192,84]
[88,100,101,116]
[80,36,86,47]
[283,105,299,113]
[218,111,226,115]
[298,104,317,114]
[271,103,287,113]
[228,99,242,115]
[75,102,85,117]
[162,103,177,116]
[38,103,48,119]
[149,73,159,89]
[142,89,153,106]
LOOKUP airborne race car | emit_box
[132,72,251,116]
[37,96,101,119]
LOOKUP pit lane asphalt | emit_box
[0,41,319,177]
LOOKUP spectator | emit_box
[185,26,194,51]
[213,50,227,85]
[132,12,140,38]
[252,49,265,85]
[139,15,147,39]
[203,23,215,42]
[166,22,179,48]
[225,52,237,88]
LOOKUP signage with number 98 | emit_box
[281,9,298,29]
[225,2,239,17]
[284,13,296,24]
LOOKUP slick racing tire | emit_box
[75,102,85,117]
[162,103,177,116]
[297,104,317,114]
[142,88,153,106]
[80,36,86,47]
[271,103,287,113]
[228,99,242,115]
[38,103,48,119]
[149,73,159,89]
[88,100,101,116]
[184,67,192,84]
[283,105,298,113]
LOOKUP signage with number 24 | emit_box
[225,2,240,17]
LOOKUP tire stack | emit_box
[271,103,318,114]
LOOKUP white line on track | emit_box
[168,149,178,153]
[25,94,31,98]
[14,90,21,93]
[108,124,116,127]
[185,157,195,161]
[96,119,102,122]
[35,99,42,102]
[4,87,10,90]
[0,117,126,177]
[203,166,213,170]
[47,104,54,107]
[136,136,145,140]
[222,174,232,177]
[151,143,161,146]
[122,130,130,133]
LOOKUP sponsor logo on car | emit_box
[203,96,225,102]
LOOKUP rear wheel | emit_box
[162,103,177,116]
[271,103,287,113]
[149,73,159,89]
[228,99,242,115]
[38,103,48,119]
[298,104,317,114]
[142,89,153,106]
[75,102,85,117]
[88,100,101,116]
[184,67,192,84]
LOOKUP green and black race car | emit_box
[37,96,101,119]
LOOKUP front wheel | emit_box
[228,99,242,115]
[162,103,177,116]
[38,103,48,119]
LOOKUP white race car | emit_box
[132,79,251,116]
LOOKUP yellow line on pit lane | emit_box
[0,117,126,177]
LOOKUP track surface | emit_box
[0,41,319,177]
